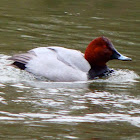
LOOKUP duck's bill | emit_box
[117,54,132,61]
[111,50,132,61]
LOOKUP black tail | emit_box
[8,52,35,70]
[12,62,26,70]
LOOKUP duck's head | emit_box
[85,36,131,67]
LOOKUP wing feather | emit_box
[47,47,91,72]
[8,52,36,69]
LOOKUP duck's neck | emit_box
[88,65,110,79]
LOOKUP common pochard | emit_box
[8,36,131,82]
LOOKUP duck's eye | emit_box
[103,45,107,48]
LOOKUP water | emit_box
[0,0,140,139]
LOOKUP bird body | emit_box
[9,37,131,82]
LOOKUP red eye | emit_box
[103,45,106,48]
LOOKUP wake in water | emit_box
[0,54,140,129]
[95,69,139,84]
[0,54,35,83]
[0,54,139,85]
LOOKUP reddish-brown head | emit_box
[84,36,113,66]
[84,36,131,67]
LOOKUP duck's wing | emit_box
[26,46,90,72]
[46,46,91,72]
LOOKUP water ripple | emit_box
[0,54,139,129]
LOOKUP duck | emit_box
[8,36,131,82]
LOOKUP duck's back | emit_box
[9,47,91,82]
